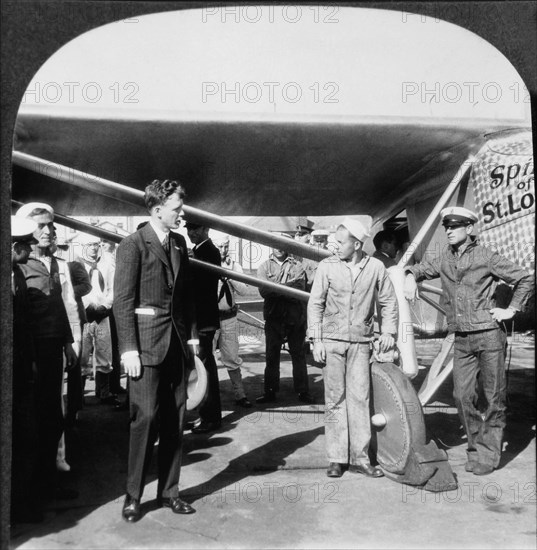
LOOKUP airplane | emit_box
[10,5,535,489]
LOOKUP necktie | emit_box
[89,262,105,292]
[162,234,170,257]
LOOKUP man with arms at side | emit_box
[114,180,198,522]
[15,203,78,502]
[404,207,534,476]
[185,222,223,433]
[11,217,42,523]
[214,235,252,408]
[257,237,315,404]
[308,219,398,478]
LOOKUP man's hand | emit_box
[378,333,395,353]
[64,343,77,370]
[490,307,516,323]
[123,354,142,379]
[312,342,326,364]
[404,273,419,303]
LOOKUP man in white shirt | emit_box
[77,232,118,406]
[213,235,252,408]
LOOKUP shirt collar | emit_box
[149,220,169,244]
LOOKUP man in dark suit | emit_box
[185,223,222,434]
[113,180,198,522]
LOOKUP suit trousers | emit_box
[198,330,222,423]
[453,327,507,468]
[264,318,309,394]
[126,332,186,500]
[323,341,371,465]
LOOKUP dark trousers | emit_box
[453,327,507,467]
[264,319,309,394]
[126,333,186,500]
[34,337,65,491]
[108,313,123,393]
[66,352,83,423]
[198,330,222,424]
[11,380,39,516]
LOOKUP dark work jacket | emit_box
[191,239,221,331]
[18,257,74,342]
[12,265,36,386]
[407,238,535,333]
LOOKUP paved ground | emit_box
[10,327,536,550]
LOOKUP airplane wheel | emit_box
[370,362,426,474]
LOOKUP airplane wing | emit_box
[13,111,517,219]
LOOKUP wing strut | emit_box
[395,156,474,406]
[12,151,331,263]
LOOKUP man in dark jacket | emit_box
[15,203,78,503]
[114,180,198,522]
[185,222,222,433]
[257,237,314,405]
[404,206,534,476]
[11,217,42,523]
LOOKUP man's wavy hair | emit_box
[144,179,186,211]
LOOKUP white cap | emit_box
[212,234,230,246]
[340,218,371,242]
[440,206,478,226]
[16,202,54,219]
[311,229,330,237]
[11,216,38,243]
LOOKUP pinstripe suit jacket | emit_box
[113,223,196,366]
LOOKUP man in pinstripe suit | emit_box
[113,180,198,522]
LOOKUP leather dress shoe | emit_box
[159,496,195,514]
[298,392,315,404]
[122,495,141,523]
[473,463,494,476]
[256,391,276,404]
[235,397,253,408]
[465,461,478,472]
[326,462,343,478]
[191,421,221,434]
[113,401,129,412]
[349,464,384,478]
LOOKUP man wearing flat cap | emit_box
[404,206,534,476]
[15,203,78,503]
[308,218,398,479]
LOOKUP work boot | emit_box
[228,368,247,402]
[473,463,494,476]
